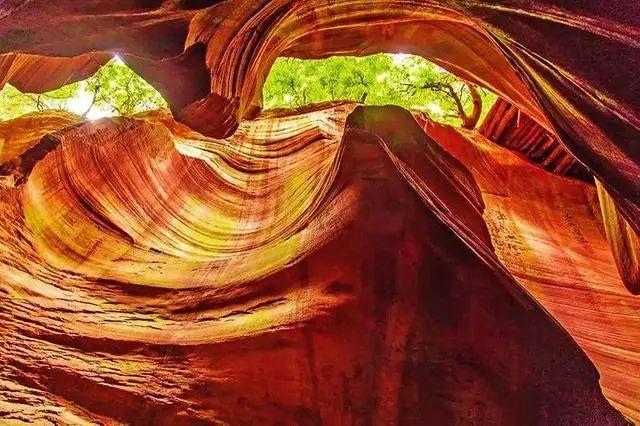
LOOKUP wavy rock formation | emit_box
[478,98,640,297]
[1,1,639,424]
[0,105,630,424]
[478,98,591,182]
[597,181,640,296]
[423,119,640,421]
[2,0,638,225]
[0,111,81,186]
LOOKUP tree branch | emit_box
[461,83,482,129]
[81,84,101,118]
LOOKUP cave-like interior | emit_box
[0,1,639,424]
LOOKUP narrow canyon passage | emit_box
[0,104,629,424]
[0,1,639,424]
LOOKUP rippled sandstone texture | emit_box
[1,1,639,424]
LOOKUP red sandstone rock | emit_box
[597,180,640,295]
[0,107,629,424]
[478,98,591,182]
[0,111,81,186]
[0,1,639,424]
[1,1,638,224]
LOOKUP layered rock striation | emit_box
[0,105,632,424]
[1,1,639,424]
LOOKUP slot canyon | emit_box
[0,1,639,424]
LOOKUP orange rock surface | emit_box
[0,105,629,424]
[424,119,640,421]
[2,1,638,220]
[0,1,639,424]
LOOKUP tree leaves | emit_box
[84,58,167,117]
[0,57,167,121]
[1,53,496,128]
[263,54,497,127]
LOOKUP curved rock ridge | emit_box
[185,1,546,133]
[1,1,640,423]
[1,1,639,233]
[25,105,352,288]
[0,52,111,94]
[0,106,630,424]
[422,119,640,422]
[478,98,591,182]
[597,180,640,296]
[0,110,81,187]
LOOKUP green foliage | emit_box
[0,58,167,121]
[0,82,82,120]
[84,58,167,116]
[263,54,496,127]
[1,53,495,128]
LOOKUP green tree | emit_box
[0,58,167,121]
[83,58,167,117]
[263,54,496,128]
[0,82,81,120]
[1,54,495,129]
